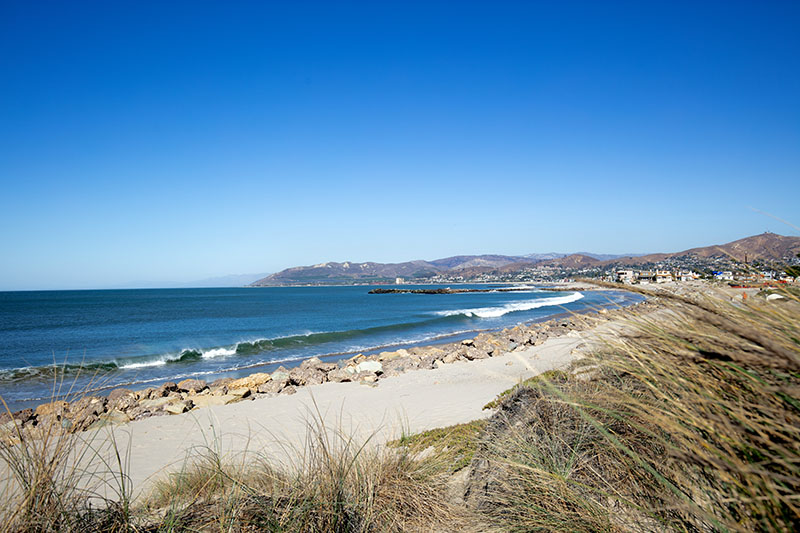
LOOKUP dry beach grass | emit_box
[0,282,798,531]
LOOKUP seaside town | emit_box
[422,255,800,287]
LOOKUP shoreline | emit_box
[0,284,635,411]
[0,293,664,502]
[1,293,652,441]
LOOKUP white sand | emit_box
[79,333,589,500]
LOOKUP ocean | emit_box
[0,285,643,411]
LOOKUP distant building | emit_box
[616,270,635,283]
[395,277,405,285]
[655,269,673,283]
[638,270,655,284]
[676,270,698,282]
[714,271,734,281]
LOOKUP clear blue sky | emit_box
[1,1,798,290]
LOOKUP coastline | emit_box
[0,286,645,433]
[0,283,637,412]
[1,292,663,501]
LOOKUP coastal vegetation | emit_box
[0,283,798,531]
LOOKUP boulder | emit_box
[227,373,271,390]
[177,379,207,394]
[460,346,489,361]
[443,351,460,364]
[209,385,229,396]
[327,368,354,383]
[156,382,179,396]
[108,389,138,412]
[418,354,440,370]
[377,349,410,362]
[69,397,107,424]
[355,371,378,384]
[281,385,297,395]
[355,360,383,374]
[382,357,417,377]
[90,410,130,429]
[108,388,134,402]
[300,357,338,373]
[136,387,158,401]
[35,401,69,418]
[164,400,193,414]
[289,366,325,386]
[257,380,286,394]
[11,408,35,426]
[227,387,251,399]
[70,396,108,415]
[138,397,173,410]
[270,369,290,385]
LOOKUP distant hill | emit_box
[248,233,800,286]
[428,254,528,270]
[539,254,602,268]
[597,232,800,266]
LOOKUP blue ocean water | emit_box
[0,285,642,410]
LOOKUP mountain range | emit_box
[249,233,800,287]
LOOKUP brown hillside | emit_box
[600,233,800,266]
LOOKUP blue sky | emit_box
[1,1,798,290]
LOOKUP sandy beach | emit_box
[83,330,594,499]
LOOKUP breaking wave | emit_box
[0,292,588,384]
[434,292,584,318]
[0,315,469,383]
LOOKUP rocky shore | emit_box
[0,299,657,444]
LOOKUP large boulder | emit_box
[156,382,179,396]
[8,408,34,426]
[136,387,158,401]
[90,410,130,429]
[227,387,251,399]
[257,370,290,394]
[164,400,193,414]
[377,349,410,362]
[382,357,417,377]
[443,351,460,364]
[108,388,134,402]
[460,346,489,361]
[327,368,354,383]
[177,379,207,394]
[227,372,271,390]
[289,366,325,386]
[138,397,173,410]
[355,371,378,384]
[107,389,138,412]
[355,360,383,374]
[35,401,69,418]
[300,357,338,373]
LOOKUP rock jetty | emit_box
[369,287,534,294]
[0,300,657,444]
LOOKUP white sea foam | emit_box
[435,292,584,318]
[201,346,237,359]
[120,359,168,369]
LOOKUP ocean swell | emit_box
[434,292,584,318]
